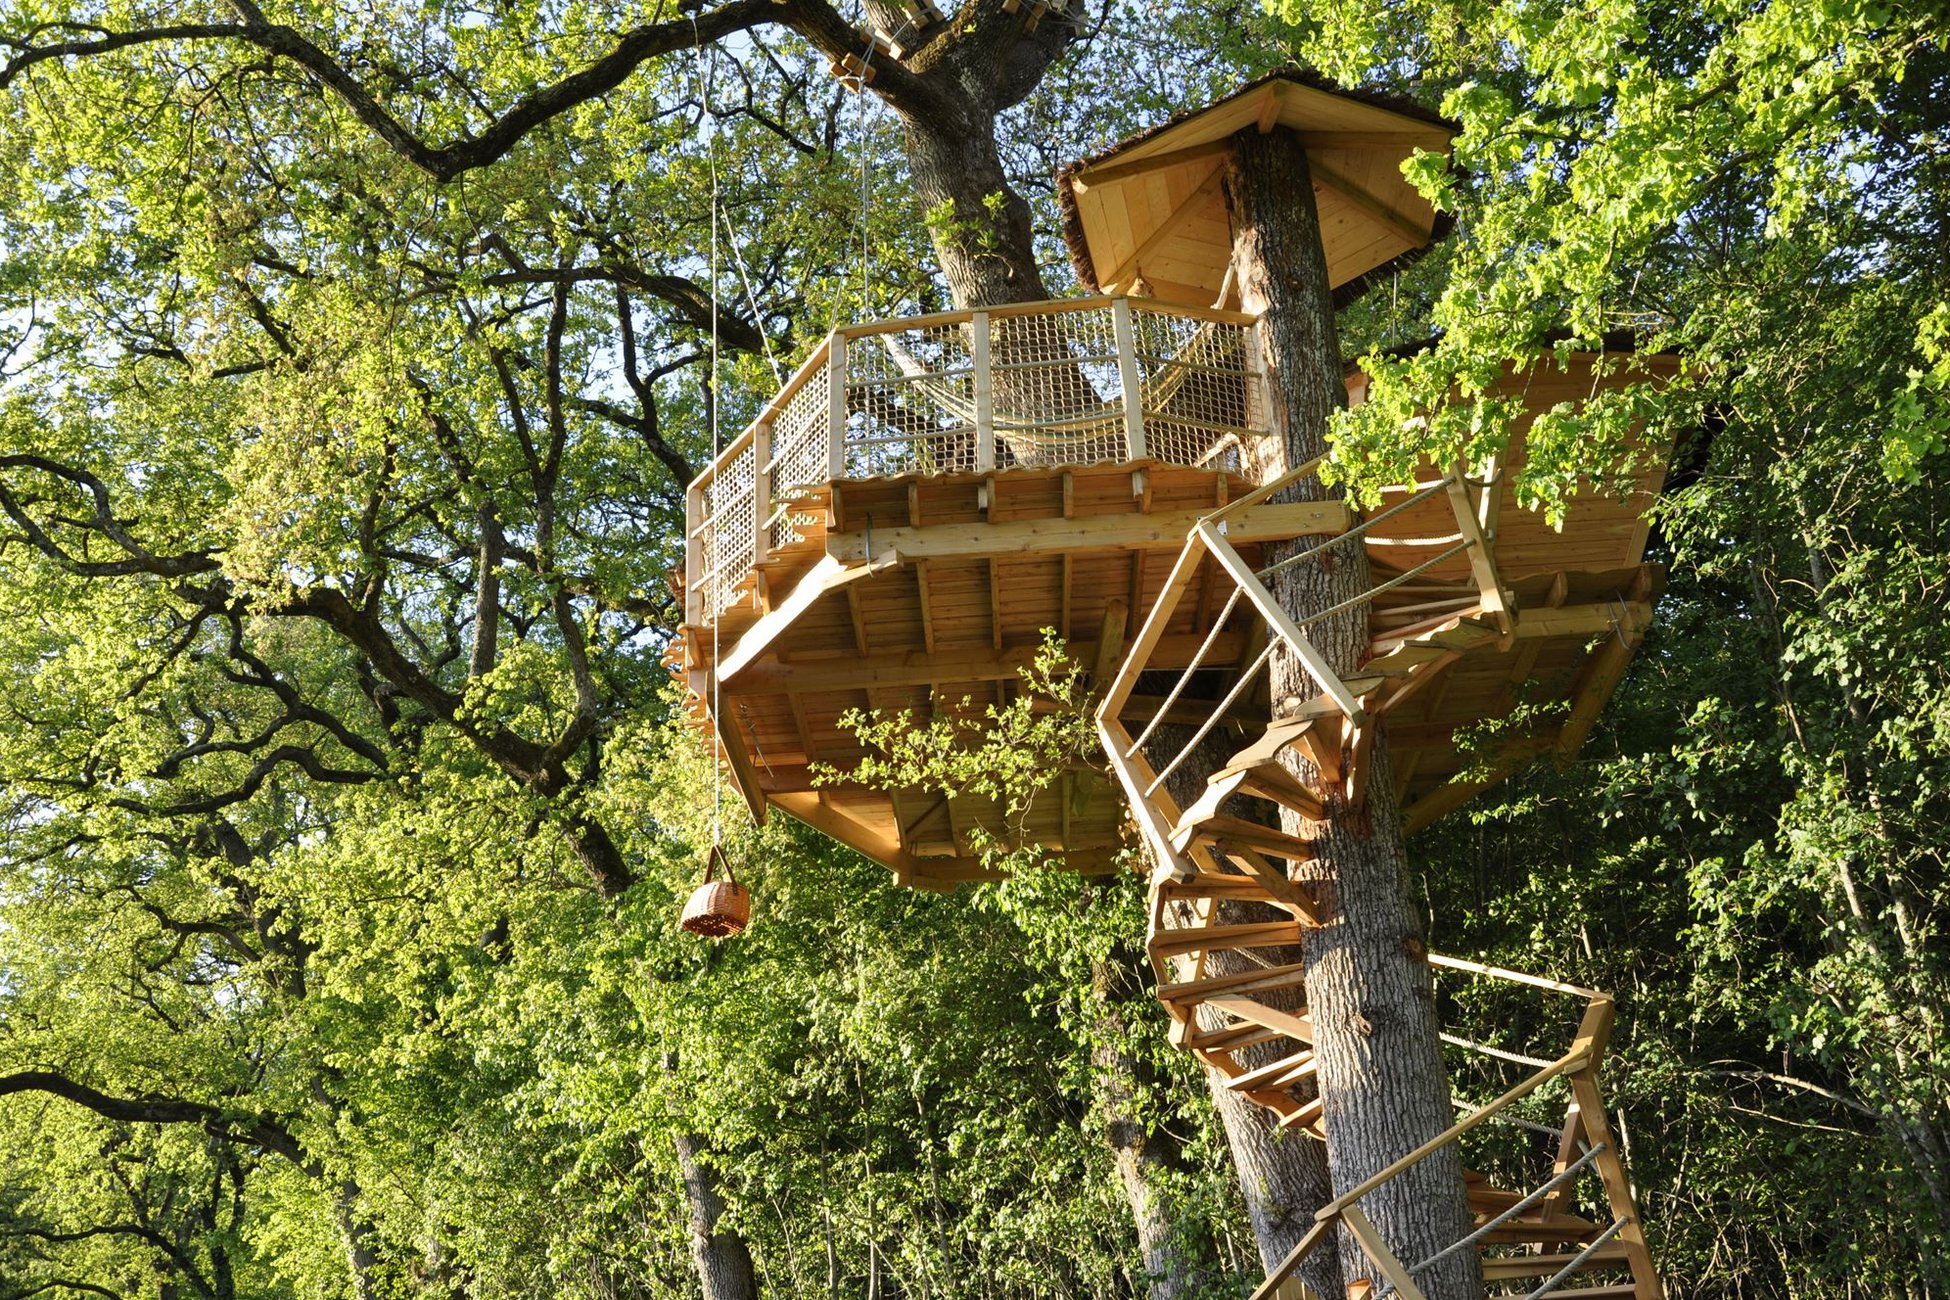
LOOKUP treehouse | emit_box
[668,72,1670,1300]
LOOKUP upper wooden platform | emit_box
[667,297,1677,888]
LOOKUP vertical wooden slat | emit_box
[971,310,995,472]
[1112,297,1147,460]
[685,481,704,627]
[751,421,772,568]
[827,331,849,480]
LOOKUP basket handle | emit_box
[705,843,739,887]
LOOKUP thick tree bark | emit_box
[674,1133,762,1300]
[1225,126,1480,1299]
[1091,959,1213,1300]
[898,103,1050,308]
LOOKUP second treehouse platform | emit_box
[667,293,1676,888]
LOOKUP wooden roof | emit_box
[1058,74,1456,310]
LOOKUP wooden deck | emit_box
[667,299,1678,889]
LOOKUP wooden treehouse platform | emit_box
[669,70,1675,1300]
[666,294,1677,891]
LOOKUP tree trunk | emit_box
[1224,125,1480,1299]
[674,1132,761,1300]
[1092,958,1214,1300]
[898,104,1050,308]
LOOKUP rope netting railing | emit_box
[683,296,1270,625]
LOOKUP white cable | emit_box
[691,15,724,848]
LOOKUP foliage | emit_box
[0,0,1945,1295]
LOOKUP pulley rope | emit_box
[689,13,724,850]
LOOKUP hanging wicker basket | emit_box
[679,844,749,938]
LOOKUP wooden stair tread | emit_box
[1487,1288,1637,1300]
[1169,768,1251,844]
[1157,961,1308,1004]
[1150,920,1305,958]
[1480,1245,1632,1280]
[1234,763,1327,821]
[1205,994,1314,1042]
[1225,1048,1318,1093]
[1155,874,1279,901]
[1219,716,1320,778]
[1476,1214,1604,1243]
[1277,1096,1324,1130]
[1187,1024,1285,1056]
[1187,814,1317,862]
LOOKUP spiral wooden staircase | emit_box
[1094,457,1664,1299]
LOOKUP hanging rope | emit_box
[689,12,725,851]
[857,32,876,319]
[720,209,783,388]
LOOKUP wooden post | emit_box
[828,331,849,480]
[1340,1207,1429,1300]
[684,481,705,627]
[1112,297,1147,460]
[971,310,995,472]
[752,421,772,569]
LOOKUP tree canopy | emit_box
[0,0,1945,1296]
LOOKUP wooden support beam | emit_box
[1090,598,1129,692]
[915,560,937,655]
[770,791,930,881]
[1445,468,1512,637]
[1205,994,1314,1042]
[989,558,1004,650]
[717,555,880,682]
[1401,731,1559,834]
[1341,1206,1430,1300]
[1075,139,1232,186]
[1310,158,1430,250]
[712,701,770,825]
[1567,1074,1664,1299]
[825,500,1352,565]
[1099,166,1228,289]
[737,631,1247,694]
[1059,552,1073,639]
[1555,612,1649,763]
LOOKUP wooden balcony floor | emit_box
[670,356,1672,890]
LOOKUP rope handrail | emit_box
[1123,586,1244,758]
[1142,638,1281,797]
[1255,471,1456,581]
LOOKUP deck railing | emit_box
[685,296,1269,624]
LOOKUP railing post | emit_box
[684,481,704,627]
[752,421,772,568]
[827,332,848,480]
[1112,297,1147,460]
[971,310,994,472]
